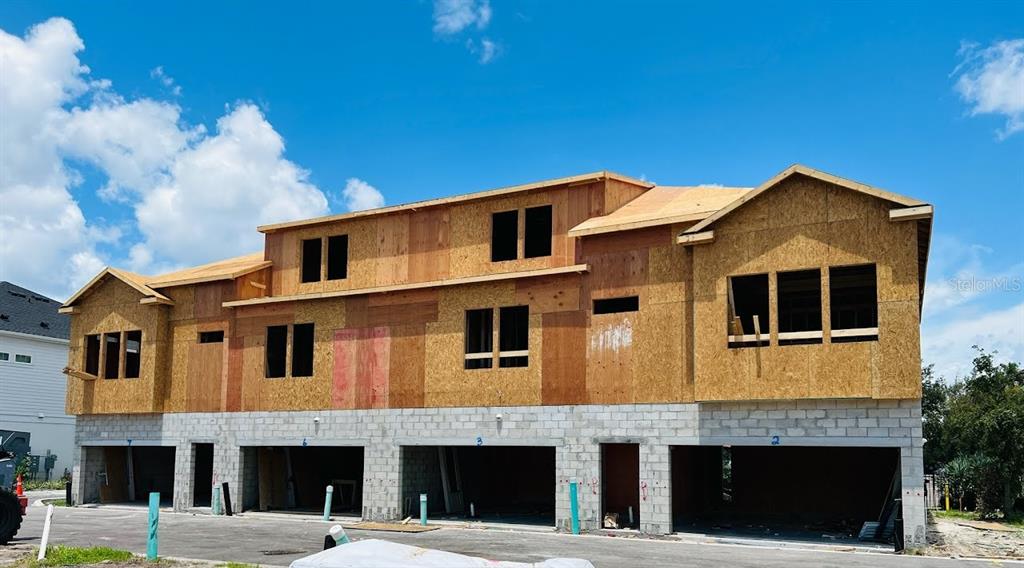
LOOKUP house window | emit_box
[524,205,552,258]
[777,269,823,344]
[301,238,322,283]
[291,323,315,377]
[593,296,639,314]
[499,306,529,367]
[327,235,349,280]
[199,331,224,344]
[464,308,494,369]
[124,331,141,378]
[491,210,518,262]
[265,325,288,378]
[830,264,878,342]
[0,352,8,361]
[103,332,121,379]
[85,334,100,374]
[727,274,769,347]
[14,354,31,364]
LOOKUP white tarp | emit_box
[289,539,594,568]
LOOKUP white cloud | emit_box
[0,17,365,299]
[150,66,181,96]
[921,234,1024,380]
[339,178,385,212]
[467,38,498,64]
[433,0,491,35]
[922,302,1024,381]
[132,104,329,267]
[953,38,1024,139]
[0,18,107,300]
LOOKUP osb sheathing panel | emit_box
[265,181,616,298]
[576,225,693,404]
[66,277,167,415]
[692,175,921,401]
[423,282,543,407]
[541,310,587,405]
[388,324,426,408]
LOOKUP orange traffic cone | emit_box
[15,474,24,496]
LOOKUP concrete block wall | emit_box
[72,398,926,547]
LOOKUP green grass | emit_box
[43,499,68,507]
[24,546,134,567]
[23,479,68,491]
[933,509,1024,528]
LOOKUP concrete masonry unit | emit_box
[72,397,926,548]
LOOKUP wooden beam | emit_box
[889,205,933,222]
[223,264,590,308]
[676,230,715,246]
[63,367,98,381]
[139,297,174,306]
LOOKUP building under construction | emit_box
[61,165,931,547]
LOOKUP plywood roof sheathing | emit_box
[569,185,751,237]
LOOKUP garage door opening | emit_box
[601,443,639,529]
[252,446,364,515]
[192,443,214,507]
[401,446,555,526]
[91,446,176,505]
[671,445,900,544]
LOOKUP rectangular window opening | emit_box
[524,205,552,258]
[327,235,349,280]
[728,274,769,348]
[830,264,878,342]
[0,352,8,362]
[103,332,121,379]
[593,296,639,314]
[464,308,494,369]
[499,305,529,368]
[124,330,141,378]
[84,334,100,375]
[490,210,518,262]
[14,354,31,364]
[291,323,315,377]
[301,238,322,283]
[199,330,225,344]
[777,269,823,345]
[265,325,288,378]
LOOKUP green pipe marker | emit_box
[323,485,334,521]
[147,492,159,560]
[420,493,428,526]
[212,485,222,516]
[569,481,580,535]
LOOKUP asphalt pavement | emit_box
[9,496,1007,568]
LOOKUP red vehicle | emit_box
[0,450,27,546]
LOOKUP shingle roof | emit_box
[0,281,70,340]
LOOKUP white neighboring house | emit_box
[0,281,74,480]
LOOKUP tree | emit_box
[944,348,1024,515]
[921,365,952,473]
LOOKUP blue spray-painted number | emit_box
[770,435,780,446]
[302,437,309,447]
[475,436,483,446]
[127,439,133,446]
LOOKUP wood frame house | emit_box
[61,165,932,547]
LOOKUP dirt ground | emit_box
[927,516,1024,559]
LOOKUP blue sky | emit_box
[0,1,1021,379]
